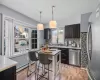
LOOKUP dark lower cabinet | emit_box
[58,48,69,64]
[0,66,16,80]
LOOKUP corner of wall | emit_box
[80,32,88,68]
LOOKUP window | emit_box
[14,25,29,54]
[2,15,38,57]
[51,29,58,44]
[58,28,64,44]
[31,30,37,49]
[51,28,64,44]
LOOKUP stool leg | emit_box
[48,64,49,80]
[27,61,30,77]
[44,65,45,75]
[42,64,43,73]
[35,62,37,80]
[37,62,40,80]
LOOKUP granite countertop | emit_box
[39,49,61,56]
[48,45,81,50]
[0,55,17,72]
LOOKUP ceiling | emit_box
[0,0,99,24]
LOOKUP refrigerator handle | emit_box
[87,24,91,63]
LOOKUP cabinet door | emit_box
[44,28,51,39]
[65,26,70,38]
[69,26,73,38]
[65,26,68,38]
[60,48,69,64]
[65,26,73,38]
[73,25,77,38]
[0,66,16,80]
[75,24,80,38]
[77,24,80,38]
[65,24,80,38]
[72,24,80,38]
[44,29,47,39]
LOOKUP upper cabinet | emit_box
[65,24,80,38]
[44,28,51,39]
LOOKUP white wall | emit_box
[81,12,92,32]
[45,12,92,32]
[0,4,38,26]
[45,14,81,28]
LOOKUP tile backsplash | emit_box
[80,32,88,68]
[64,39,81,47]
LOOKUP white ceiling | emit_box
[0,0,99,24]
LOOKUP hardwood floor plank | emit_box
[17,64,88,80]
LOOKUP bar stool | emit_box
[27,51,38,80]
[37,53,52,80]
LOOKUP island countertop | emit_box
[39,49,61,56]
[0,55,17,72]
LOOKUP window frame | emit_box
[2,14,38,58]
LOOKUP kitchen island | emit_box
[38,49,61,80]
[0,55,17,80]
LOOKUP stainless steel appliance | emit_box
[69,49,81,66]
[87,5,100,80]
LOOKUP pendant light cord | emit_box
[52,6,55,20]
[40,11,42,23]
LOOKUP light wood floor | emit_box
[17,64,88,80]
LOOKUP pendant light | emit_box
[37,11,44,30]
[49,6,57,28]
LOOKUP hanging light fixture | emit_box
[49,6,57,28]
[37,11,44,30]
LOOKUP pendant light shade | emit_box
[37,11,44,30]
[49,20,57,28]
[37,24,44,30]
[49,6,57,28]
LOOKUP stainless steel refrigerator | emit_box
[87,9,100,80]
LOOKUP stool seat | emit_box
[37,53,52,80]
[38,53,52,65]
[27,51,38,80]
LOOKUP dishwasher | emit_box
[69,49,81,66]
